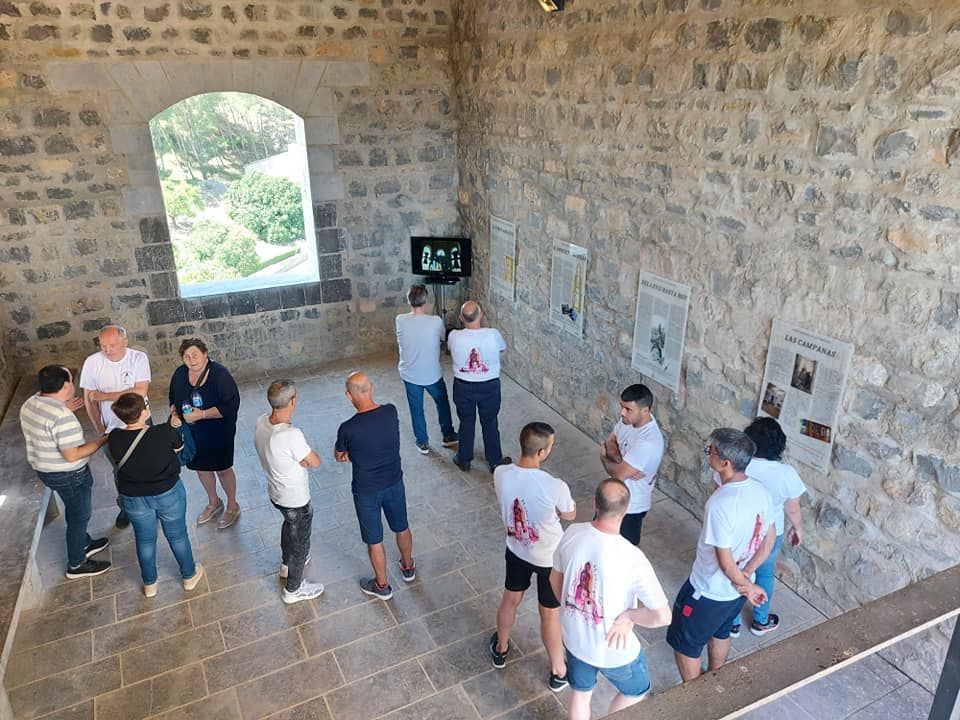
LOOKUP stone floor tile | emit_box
[194,527,267,567]
[93,663,207,720]
[306,576,383,619]
[93,602,193,659]
[333,619,436,682]
[738,694,817,720]
[235,653,343,720]
[420,589,501,646]
[420,630,523,691]
[387,570,478,623]
[205,547,287,592]
[325,658,433,720]
[8,656,121,720]
[299,600,396,656]
[35,578,92,614]
[120,623,224,684]
[384,541,474,585]
[4,631,92,689]
[461,650,551,718]
[115,572,210,621]
[91,559,182,600]
[190,574,282,626]
[152,689,241,720]
[13,596,115,651]
[490,693,564,720]
[643,639,684,691]
[33,700,93,720]
[845,680,934,719]
[220,595,316,649]
[460,559,506,595]
[263,695,332,720]
[380,686,480,720]
[787,655,911,719]
[204,627,306,694]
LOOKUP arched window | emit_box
[148,92,318,297]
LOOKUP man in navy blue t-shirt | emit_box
[335,371,416,600]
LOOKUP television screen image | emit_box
[411,237,472,278]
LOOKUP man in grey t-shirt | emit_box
[395,284,458,454]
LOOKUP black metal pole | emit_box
[929,620,960,720]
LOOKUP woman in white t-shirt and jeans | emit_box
[734,417,806,638]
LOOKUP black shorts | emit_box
[665,579,746,659]
[504,548,560,609]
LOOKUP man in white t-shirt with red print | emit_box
[666,428,776,682]
[491,422,577,692]
[599,383,664,545]
[551,479,671,720]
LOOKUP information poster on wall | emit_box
[549,240,588,338]
[489,214,517,300]
[757,319,854,474]
[630,272,691,394]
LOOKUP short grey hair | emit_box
[99,324,127,338]
[407,284,428,307]
[267,380,297,409]
[708,428,756,473]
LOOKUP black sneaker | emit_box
[490,456,513,474]
[65,559,111,579]
[415,441,430,455]
[729,623,741,638]
[84,537,110,558]
[549,673,569,692]
[489,632,508,668]
[115,510,130,529]
[441,432,459,447]
[359,577,393,600]
[397,559,416,583]
[453,456,471,471]
[750,613,780,637]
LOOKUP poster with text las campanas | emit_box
[757,320,854,474]
[630,272,692,394]
[549,240,588,338]
[489,214,517,300]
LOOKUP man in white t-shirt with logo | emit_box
[253,380,325,604]
[599,383,665,545]
[551,479,671,720]
[79,324,151,529]
[491,422,577,691]
[395,284,458,455]
[447,300,509,473]
[666,428,776,681]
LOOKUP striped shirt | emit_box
[19,394,87,473]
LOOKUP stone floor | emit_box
[4,354,935,719]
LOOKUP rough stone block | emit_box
[149,271,177,299]
[917,454,960,493]
[744,18,782,53]
[321,278,351,303]
[46,61,114,90]
[874,130,916,161]
[200,295,230,319]
[833,444,874,478]
[313,202,337,229]
[0,136,36,156]
[110,124,154,156]
[135,244,175,272]
[123,186,166,216]
[227,292,256,316]
[139,217,170,244]
[886,8,929,36]
[306,87,335,116]
[37,321,71,339]
[280,286,305,309]
[815,125,857,156]
[319,254,342,279]
[303,283,322,306]
[322,61,370,87]
[253,288,281,312]
[310,174,345,201]
[146,299,185,325]
[307,146,334,174]
[304,116,340,145]
[316,228,343,254]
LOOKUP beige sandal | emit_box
[197,499,224,525]
[217,505,241,530]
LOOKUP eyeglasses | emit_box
[703,445,717,457]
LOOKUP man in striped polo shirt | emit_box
[20,365,113,578]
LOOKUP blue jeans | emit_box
[120,480,196,585]
[453,378,502,468]
[403,378,454,445]
[753,533,784,624]
[37,465,93,569]
[565,647,651,696]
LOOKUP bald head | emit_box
[345,371,372,396]
[595,478,630,519]
[460,300,482,326]
[98,324,129,361]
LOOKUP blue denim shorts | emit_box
[352,481,409,545]
[565,647,651,696]
[665,579,746,659]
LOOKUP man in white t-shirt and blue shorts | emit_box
[491,422,577,691]
[395,284,458,454]
[551,479,671,720]
[666,428,776,681]
[447,301,510,473]
[253,380,325,604]
[599,384,664,545]
[79,324,151,529]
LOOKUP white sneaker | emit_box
[282,581,324,604]
[279,554,312,579]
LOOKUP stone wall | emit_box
[0,0,457,381]
[452,0,960,679]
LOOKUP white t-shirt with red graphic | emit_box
[553,523,669,669]
[447,327,506,382]
[689,478,776,601]
[613,416,665,514]
[495,464,575,568]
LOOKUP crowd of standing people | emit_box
[19,285,806,719]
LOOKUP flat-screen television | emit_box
[410,236,471,280]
